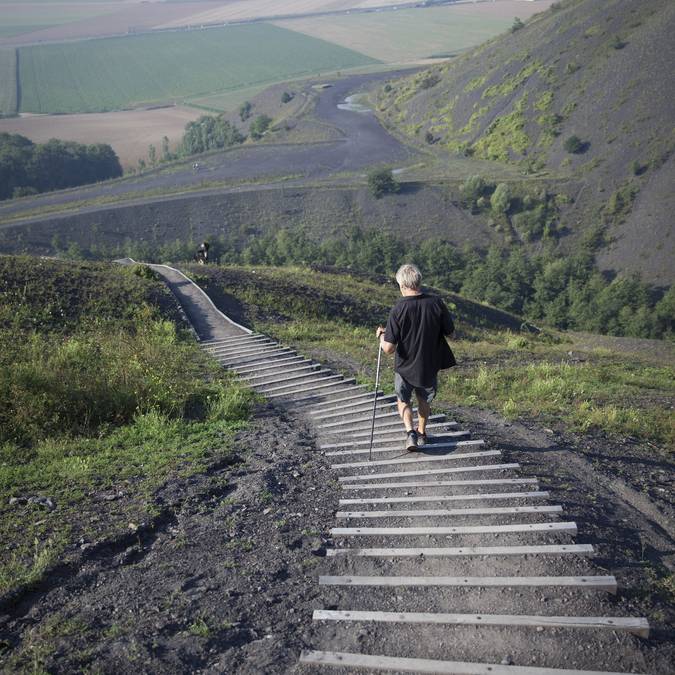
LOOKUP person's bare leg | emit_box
[416,394,431,435]
[397,400,414,432]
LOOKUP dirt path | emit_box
[1,271,672,673]
[0,71,417,228]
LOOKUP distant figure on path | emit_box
[376,264,456,451]
[196,241,210,264]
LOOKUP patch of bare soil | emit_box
[0,107,202,169]
[0,402,337,673]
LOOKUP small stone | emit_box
[263,508,272,515]
[501,656,513,666]
[9,497,26,506]
[128,523,138,532]
[536,626,544,632]
[28,496,55,511]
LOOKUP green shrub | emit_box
[367,167,400,198]
[510,17,525,33]
[249,114,273,140]
[491,183,511,214]
[563,135,585,153]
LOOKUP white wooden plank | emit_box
[259,374,343,393]
[202,335,263,347]
[310,392,388,412]
[321,422,458,447]
[331,450,499,470]
[220,347,291,363]
[299,650,642,674]
[231,354,303,372]
[221,349,294,365]
[335,505,563,519]
[330,521,578,537]
[312,400,397,420]
[236,357,310,374]
[311,610,649,637]
[289,384,366,404]
[322,414,448,436]
[342,478,539,491]
[208,340,274,355]
[338,462,520,482]
[211,343,277,358]
[325,436,477,456]
[243,364,317,381]
[318,575,617,593]
[251,368,331,388]
[339,491,549,505]
[266,378,356,399]
[318,409,416,429]
[325,543,595,557]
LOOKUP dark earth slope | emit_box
[375,0,675,285]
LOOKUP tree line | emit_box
[71,226,673,340]
[0,133,123,201]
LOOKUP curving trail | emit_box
[0,71,416,227]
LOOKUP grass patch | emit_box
[195,264,674,452]
[0,257,256,595]
[16,24,378,114]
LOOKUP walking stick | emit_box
[368,335,383,462]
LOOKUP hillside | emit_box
[375,0,675,286]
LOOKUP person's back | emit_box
[377,264,455,451]
[387,292,455,389]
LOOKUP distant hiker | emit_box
[196,241,210,264]
[193,162,200,171]
[376,264,456,451]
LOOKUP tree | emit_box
[491,183,511,215]
[161,136,171,162]
[511,17,525,32]
[239,101,253,122]
[563,135,585,153]
[181,115,244,155]
[367,167,400,198]
[461,175,486,208]
[249,115,272,140]
[148,144,157,167]
[281,91,294,104]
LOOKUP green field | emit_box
[15,23,379,114]
[276,7,518,62]
[0,48,17,115]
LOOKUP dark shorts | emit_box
[394,372,437,405]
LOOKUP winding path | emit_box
[0,71,416,228]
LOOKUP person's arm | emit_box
[440,299,455,337]
[376,326,396,355]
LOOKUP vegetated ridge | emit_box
[375,0,675,286]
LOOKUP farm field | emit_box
[156,0,411,29]
[15,23,378,114]
[0,2,217,46]
[0,3,119,39]
[0,106,202,168]
[276,0,557,61]
[0,48,17,115]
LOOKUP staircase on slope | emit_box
[200,333,650,675]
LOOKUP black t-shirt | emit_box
[384,293,456,387]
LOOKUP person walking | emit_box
[376,264,456,451]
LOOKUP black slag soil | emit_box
[0,402,337,673]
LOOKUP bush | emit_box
[367,167,400,198]
[563,135,586,153]
[249,114,273,140]
[281,91,294,104]
[239,101,252,122]
[491,183,511,215]
[610,35,626,49]
[461,175,487,205]
[511,17,525,32]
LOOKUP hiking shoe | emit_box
[416,429,428,447]
[405,430,418,451]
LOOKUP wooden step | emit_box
[299,650,643,674]
[335,505,563,519]
[311,609,649,637]
[330,521,578,538]
[326,543,595,558]
[331,450,500,470]
[341,478,539,491]
[338,462,521,483]
[318,575,617,593]
[325,436,476,456]
[339,491,550,505]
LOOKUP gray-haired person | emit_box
[376,264,456,451]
